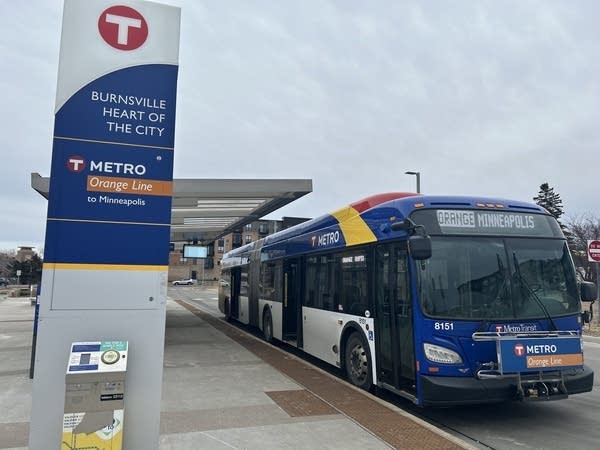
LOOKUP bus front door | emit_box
[283,259,302,345]
[375,244,415,393]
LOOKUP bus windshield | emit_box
[417,236,580,320]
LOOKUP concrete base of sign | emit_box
[29,309,165,450]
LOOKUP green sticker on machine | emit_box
[100,341,128,351]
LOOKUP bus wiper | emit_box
[512,253,558,331]
[494,254,509,306]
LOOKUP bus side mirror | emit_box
[580,281,596,302]
[408,235,432,260]
[391,220,411,232]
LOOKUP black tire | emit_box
[263,309,274,343]
[344,332,372,391]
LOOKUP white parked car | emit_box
[172,278,196,286]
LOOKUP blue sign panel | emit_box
[498,337,583,373]
[44,64,178,266]
[48,139,173,224]
[54,65,177,148]
[44,220,170,265]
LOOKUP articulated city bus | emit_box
[218,193,595,406]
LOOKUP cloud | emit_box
[2,0,600,249]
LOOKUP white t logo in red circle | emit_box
[514,343,525,357]
[67,156,86,173]
[98,6,148,51]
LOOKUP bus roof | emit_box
[223,193,548,262]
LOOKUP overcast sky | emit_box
[1,0,599,252]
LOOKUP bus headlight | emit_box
[423,343,463,365]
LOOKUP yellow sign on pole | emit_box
[61,410,124,450]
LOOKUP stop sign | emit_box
[588,240,600,262]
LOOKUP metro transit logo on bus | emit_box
[514,343,525,357]
[494,323,538,333]
[311,231,341,248]
[98,5,148,51]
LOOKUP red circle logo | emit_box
[98,6,148,51]
[514,343,525,357]
[67,156,86,173]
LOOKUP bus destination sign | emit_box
[434,210,556,237]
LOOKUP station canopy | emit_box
[31,173,312,244]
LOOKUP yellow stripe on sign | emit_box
[332,206,377,246]
[44,263,168,271]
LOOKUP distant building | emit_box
[16,246,35,263]
[168,217,310,282]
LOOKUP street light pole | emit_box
[405,171,421,193]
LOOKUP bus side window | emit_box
[337,250,368,316]
[304,257,317,307]
[322,293,332,310]
[347,285,367,315]
[305,290,315,307]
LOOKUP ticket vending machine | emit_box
[62,341,128,450]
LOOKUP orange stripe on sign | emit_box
[87,175,172,196]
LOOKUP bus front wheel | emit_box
[344,332,372,391]
[263,309,274,343]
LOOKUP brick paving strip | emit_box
[175,300,470,450]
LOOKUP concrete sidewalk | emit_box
[0,295,32,450]
[0,292,468,449]
[159,299,393,449]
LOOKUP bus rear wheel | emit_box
[344,332,372,391]
[263,309,274,343]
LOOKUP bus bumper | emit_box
[421,365,594,407]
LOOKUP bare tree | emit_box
[565,215,600,281]
[0,250,17,278]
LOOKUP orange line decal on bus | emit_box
[526,353,583,369]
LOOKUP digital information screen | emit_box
[183,245,208,258]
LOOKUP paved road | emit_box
[177,286,600,450]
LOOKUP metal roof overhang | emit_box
[31,173,312,243]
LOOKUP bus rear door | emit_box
[283,259,302,346]
[230,267,241,319]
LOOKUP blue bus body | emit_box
[218,193,593,406]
